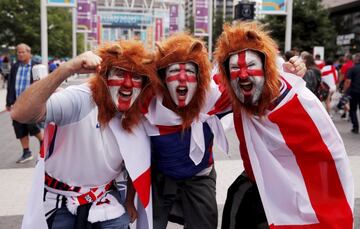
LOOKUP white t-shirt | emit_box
[45,83,124,188]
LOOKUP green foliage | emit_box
[260,0,336,58]
[185,15,195,34]
[0,0,82,58]
[212,9,224,50]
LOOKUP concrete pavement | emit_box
[0,82,359,229]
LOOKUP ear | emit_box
[245,31,261,41]
[222,32,230,47]
[189,41,203,54]
[142,52,155,64]
[155,42,166,57]
[107,44,122,56]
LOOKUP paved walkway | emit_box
[0,82,359,229]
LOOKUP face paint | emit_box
[165,62,198,107]
[228,50,265,105]
[107,67,143,112]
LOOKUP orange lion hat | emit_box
[214,21,280,115]
[89,40,159,131]
[155,33,211,128]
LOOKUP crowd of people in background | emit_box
[280,48,360,134]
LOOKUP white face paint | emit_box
[228,50,265,105]
[165,62,198,107]
[107,67,143,112]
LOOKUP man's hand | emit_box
[63,51,102,75]
[283,56,307,77]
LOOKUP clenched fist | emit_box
[63,51,102,75]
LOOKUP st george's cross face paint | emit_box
[165,62,198,107]
[229,49,265,105]
[107,67,144,112]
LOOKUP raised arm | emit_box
[283,56,307,77]
[11,51,102,124]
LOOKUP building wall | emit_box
[322,0,360,54]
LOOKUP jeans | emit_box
[48,204,130,229]
[48,201,130,229]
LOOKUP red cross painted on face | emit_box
[165,63,197,85]
[165,62,198,107]
[107,69,143,89]
[230,50,264,80]
[106,67,144,112]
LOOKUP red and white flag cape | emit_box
[321,65,338,92]
[234,72,354,228]
[21,121,153,229]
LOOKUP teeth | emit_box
[240,82,252,86]
[120,91,131,96]
[178,87,186,90]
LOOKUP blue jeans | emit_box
[48,206,130,229]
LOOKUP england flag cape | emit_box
[321,65,338,92]
[142,76,229,164]
[234,72,354,228]
[21,121,152,229]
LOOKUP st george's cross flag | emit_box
[141,68,230,165]
[321,65,338,92]
[22,121,153,229]
[109,118,153,229]
[233,72,354,228]
[21,124,56,229]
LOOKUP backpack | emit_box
[303,67,329,101]
[316,81,330,102]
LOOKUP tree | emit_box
[185,15,195,34]
[260,0,336,58]
[212,10,233,51]
[0,0,83,58]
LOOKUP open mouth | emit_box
[176,86,188,97]
[118,89,133,100]
[238,80,253,94]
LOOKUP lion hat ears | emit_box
[214,21,280,115]
[89,40,159,131]
[154,33,211,128]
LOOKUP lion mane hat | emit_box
[155,33,211,129]
[89,40,159,131]
[214,21,280,115]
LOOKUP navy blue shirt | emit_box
[151,123,214,180]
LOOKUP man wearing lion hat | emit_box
[140,33,229,229]
[138,28,307,228]
[12,40,158,229]
[214,22,353,228]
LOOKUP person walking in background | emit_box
[1,55,11,88]
[344,53,360,134]
[301,52,322,96]
[321,59,338,116]
[339,54,354,119]
[314,54,325,69]
[6,43,43,163]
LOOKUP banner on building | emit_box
[155,18,163,41]
[146,26,154,49]
[100,12,152,28]
[169,4,179,35]
[260,0,287,15]
[47,0,75,7]
[77,0,92,33]
[88,0,98,42]
[194,0,209,36]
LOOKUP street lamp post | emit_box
[41,0,48,66]
[285,0,293,52]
